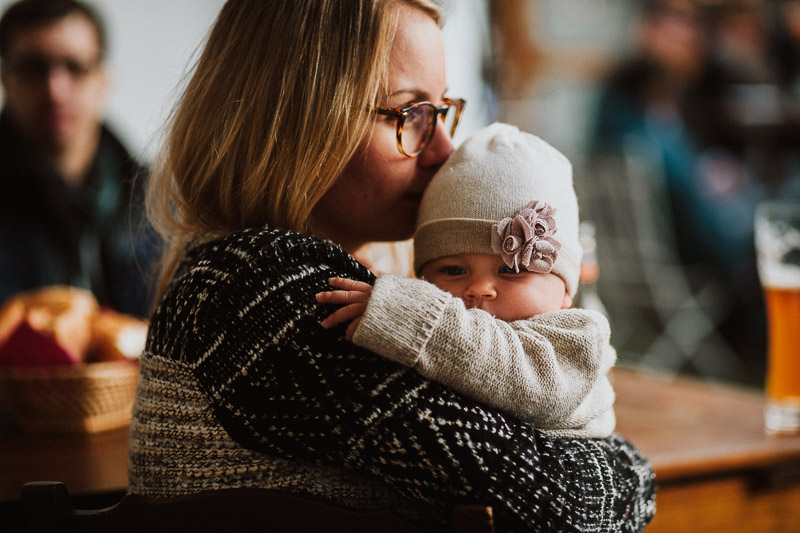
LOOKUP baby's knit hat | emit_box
[414,122,581,297]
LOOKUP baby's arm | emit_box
[318,274,615,433]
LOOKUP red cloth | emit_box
[0,320,80,368]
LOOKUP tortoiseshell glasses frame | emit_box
[375,97,465,157]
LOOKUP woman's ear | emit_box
[561,292,573,309]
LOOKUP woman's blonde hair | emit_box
[147,0,440,298]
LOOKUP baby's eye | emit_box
[444,265,466,276]
[499,265,519,274]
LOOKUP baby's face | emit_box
[419,253,571,321]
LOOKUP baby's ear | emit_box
[560,292,573,309]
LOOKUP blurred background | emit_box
[2,0,798,388]
[0,0,224,161]
[449,0,800,389]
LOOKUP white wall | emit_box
[440,0,494,145]
[0,0,226,162]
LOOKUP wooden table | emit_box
[614,368,800,533]
[1,368,799,532]
[0,425,129,502]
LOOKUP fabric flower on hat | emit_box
[490,200,561,273]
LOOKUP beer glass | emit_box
[755,201,800,434]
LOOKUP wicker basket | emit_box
[0,360,140,434]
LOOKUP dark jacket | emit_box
[0,111,159,317]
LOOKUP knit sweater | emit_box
[352,274,616,438]
[128,226,656,532]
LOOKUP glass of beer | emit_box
[755,201,800,435]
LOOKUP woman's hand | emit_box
[316,278,373,340]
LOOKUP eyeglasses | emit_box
[375,97,465,157]
[4,53,102,83]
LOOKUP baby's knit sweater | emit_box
[352,274,616,438]
[128,226,656,532]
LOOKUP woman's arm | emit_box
[179,229,654,532]
[321,273,615,432]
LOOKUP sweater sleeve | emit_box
[352,274,616,435]
[172,229,654,532]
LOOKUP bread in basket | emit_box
[0,286,147,433]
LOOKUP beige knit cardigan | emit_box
[352,274,616,438]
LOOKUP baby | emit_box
[317,122,615,438]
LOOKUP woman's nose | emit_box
[463,277,497,302]
[418,119,454,167]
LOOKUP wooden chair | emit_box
[576,144,748,382]
[21,481,495,533]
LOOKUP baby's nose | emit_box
[463,278,497,301]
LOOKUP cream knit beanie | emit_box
[414,122,581,297]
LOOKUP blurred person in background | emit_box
[589,0,706,237]
[0,0,157,318]
[682,0,800,365]
[588,0,800,383]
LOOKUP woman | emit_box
[130,1,656,531]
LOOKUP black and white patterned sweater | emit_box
[128,226,656,532]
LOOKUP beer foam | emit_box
[756,209,800,288]
[759,262,800,289]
